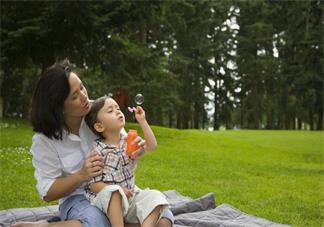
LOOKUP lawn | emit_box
[0,118,323,227]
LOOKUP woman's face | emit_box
[63,72,90,119]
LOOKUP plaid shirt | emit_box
[85,134,137,198]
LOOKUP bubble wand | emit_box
[128,93,144,113]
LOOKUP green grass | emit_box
[1,118,323,227]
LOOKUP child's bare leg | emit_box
[10,220,81,227]
[107,191,124,227]
[124,224,140,227]
[156,217,172,227]
[142,205,163,227]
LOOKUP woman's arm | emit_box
[44,172,87,202]
[44,152,103,202]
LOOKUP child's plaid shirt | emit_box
[85,133,137,199]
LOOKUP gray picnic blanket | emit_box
[0,190,290,227]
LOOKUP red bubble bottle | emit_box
[126,129,139,156]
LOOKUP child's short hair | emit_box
[85,95,108,138]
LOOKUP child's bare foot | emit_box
[10,220,49,227]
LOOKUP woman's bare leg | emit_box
[10,220,81,227]
[107,191,124,227]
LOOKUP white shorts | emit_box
[88,185,169,224]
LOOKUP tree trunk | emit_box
[213,85,219,130]
[266,109,274,129]
[278,115,282,129]
[254,105,260,129]
[316,109,323,130]
[285,116,290,130]
[168,110,173,128]
[182,103,190,129]
[202,112,206,130]
[156,106,163,126]
[139,18,147,44]
[193,101,200,129]
[240,97,244,129]
[0,96,3,118]
[309,110,314,130]
[182,113,189,129]
[305,2,310,38]
[297,118,302,130]
[0,69,3,118]
[176,111,182,129]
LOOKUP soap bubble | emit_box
[135,93,144,105]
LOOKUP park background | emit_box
[0,1,323,227]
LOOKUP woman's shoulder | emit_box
[31,133,57,156]
[32,132,47,141]
[32,132,62,146]
[32,132,54,141]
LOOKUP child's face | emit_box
[96,98,125,133]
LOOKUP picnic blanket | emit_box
[0,190,291,227]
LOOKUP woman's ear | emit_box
[94,122,104,133]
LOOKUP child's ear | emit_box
[94,122,104,133]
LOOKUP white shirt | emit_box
[31,119,102,205]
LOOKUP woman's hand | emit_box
[130,136,146,159]
[45,151,103,202]
[123,187,134,198]
[78,151,103,181]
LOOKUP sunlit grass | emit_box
[1,118,323,227]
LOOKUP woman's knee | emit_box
[82,205,110,227]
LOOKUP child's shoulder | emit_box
[93,138,118,155]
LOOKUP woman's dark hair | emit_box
[31,59,74,140]
[85,96,108,138]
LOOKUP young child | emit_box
[85,95,169,227]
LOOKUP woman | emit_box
[12,60,174,227]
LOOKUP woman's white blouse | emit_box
[31,119,99,205]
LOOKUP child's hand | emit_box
[130,146,146,159]
[134,106,146,122]
[122,187,134,198]
[130,136,146,159]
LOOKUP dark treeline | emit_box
[1,0,322,130]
